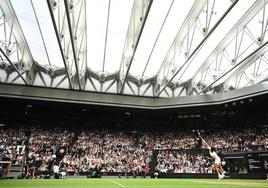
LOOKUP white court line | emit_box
[110,180,127,188]
[194,180,268,187]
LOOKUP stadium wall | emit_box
[153,172,266,179]
[1,82,268,109]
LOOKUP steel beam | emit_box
[156,0,238,97]
[222,42,268,91]
[0,47,27,84]
[154,0,207,96]
[0,0,36,84]
[118,0,153,94]
[198,40,268,94]
[63,0,82,90]
[47,0,87,90]
[46,0,73,89]
[189,0,268,95]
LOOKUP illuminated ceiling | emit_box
[1,0,268,98]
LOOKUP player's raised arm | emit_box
[196,130,210,149]
[204,142,211,150]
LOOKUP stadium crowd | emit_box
[60,130,152,176]
[0,129,26,164]
[156,150,213,173]
[26,128,74,178]
[0,126,267,178]
[151,128,268,152]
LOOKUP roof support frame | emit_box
[199,40,268,94]
[0,47,27,84]
[3,0,268,98]
[30,0,52,67]
[0,0,37,85]
[141,0,175,77]
[63,0,82,90]
[189,0,268,95]
[102,0,111,73]
[141,82,152,96]
[9,69,27,84]
[118,0,153,94]
[156,0,238,97]
[46,0,73,89]
[55,74,67,88]
[222,44,268,91]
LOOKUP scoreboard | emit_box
[223,151,268,173]
[246,152,267,173]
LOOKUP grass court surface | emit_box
[0,178,267,188]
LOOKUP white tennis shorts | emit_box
[215,158,221,165]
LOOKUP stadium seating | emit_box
[0,126,267,179]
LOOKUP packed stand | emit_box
[60,127,267,175]
[60,130,152,176]
[151,128,268,152]
[26,128,74,179]
[156,150,213,173]
[199,128,268,152]
[0,128,26,164]
[1,126,267,177]
[151,130,197,150]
